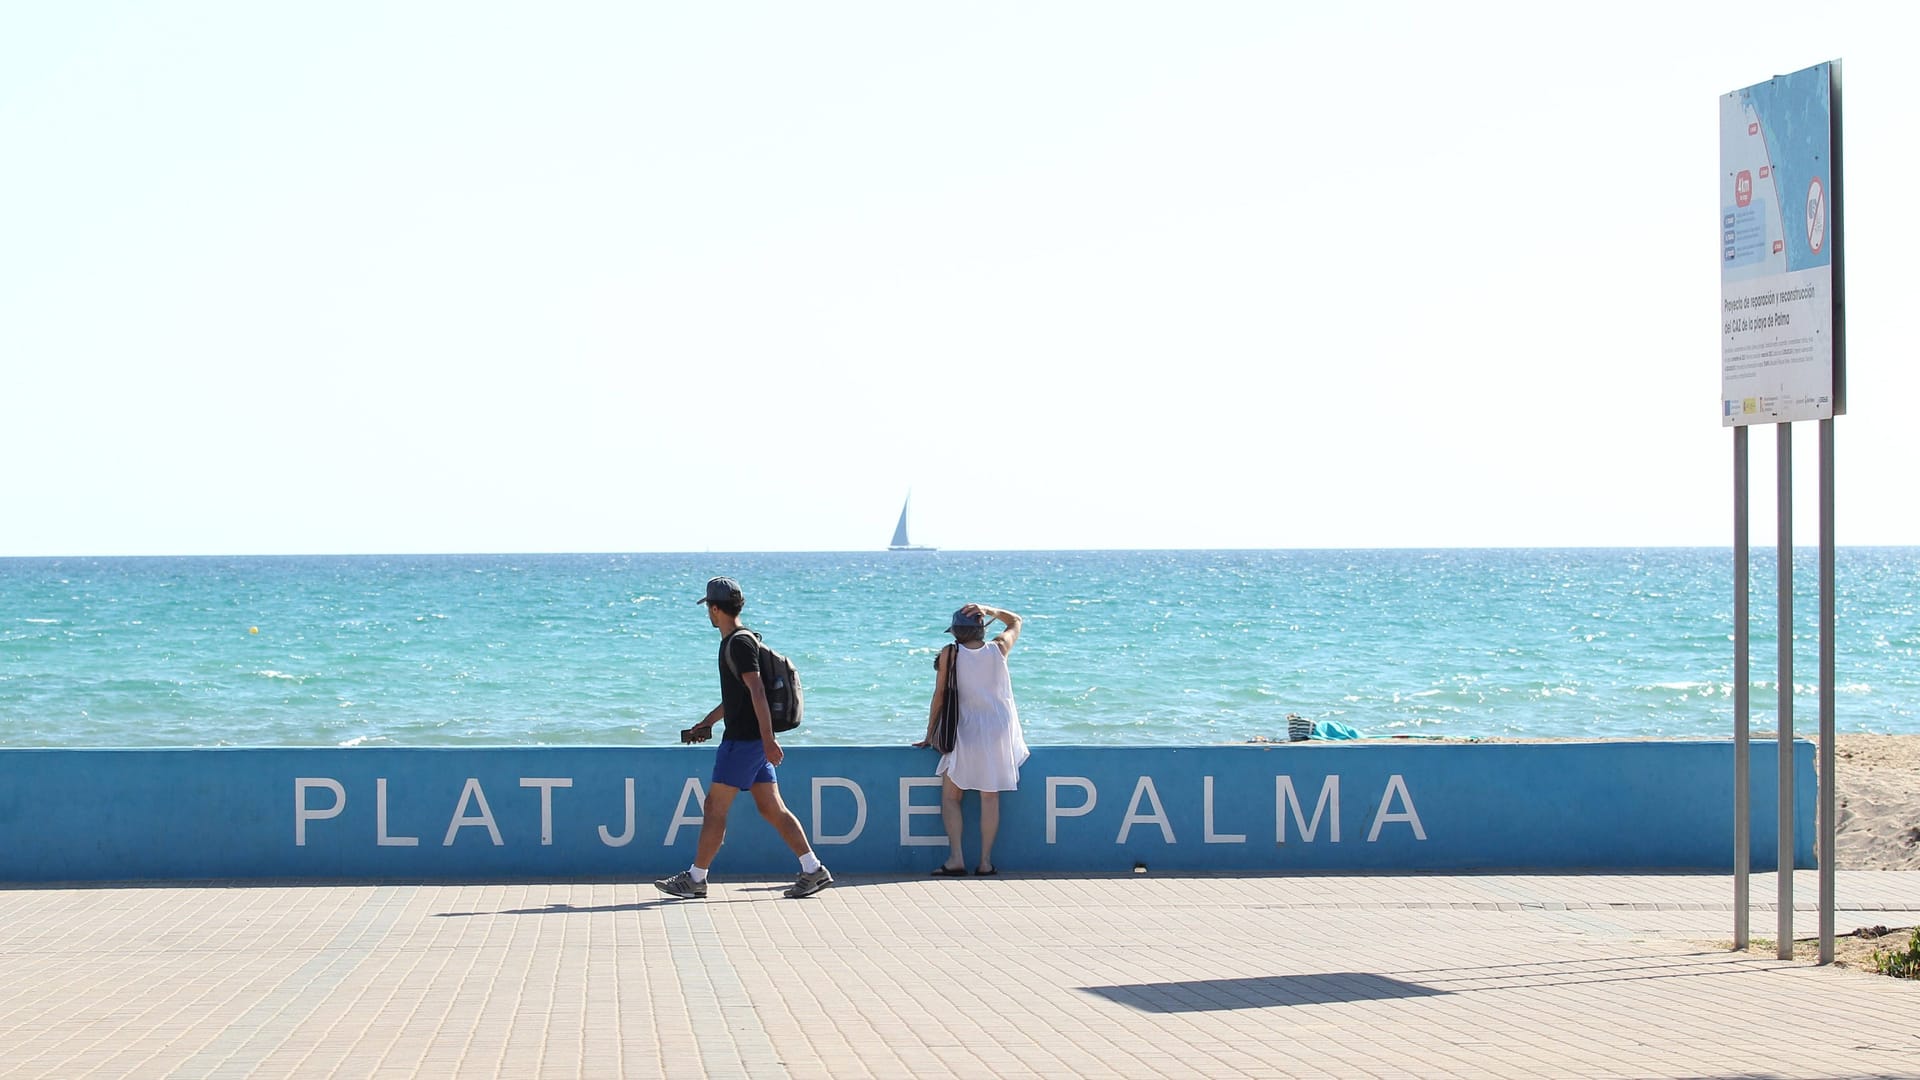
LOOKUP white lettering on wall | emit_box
[443,778,503,846]
[1203,775,1245,844]
[520,778,573,846]
[812,778,868,846]
[1046,777,1097,844]
[1367,774,1426,842]
[283,769,1428,858]
[295,777,344,846]
[664,778,705,846]
[1116,777,1175,844]
[899,777,944,846]
[1276,775,1341,844]
[598,778,635,847]
[376,778,419,847]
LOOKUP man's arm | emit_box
[684,703,724,742]
[742,670,784,766]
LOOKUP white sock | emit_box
[688,865,709,883]
[799,852,822,874]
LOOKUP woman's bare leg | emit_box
[939,777,966,871]
[978,791,1001,872]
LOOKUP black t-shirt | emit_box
[718,629,765,741]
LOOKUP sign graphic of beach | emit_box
[1720,67,1833,285]
[1719,97,1782,281]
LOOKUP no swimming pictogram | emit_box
[1806,176,1826,254]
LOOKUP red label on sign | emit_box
[1736,171,1753,208]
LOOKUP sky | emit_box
[3,2,1915,556]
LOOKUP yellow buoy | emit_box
[249,627,259,634]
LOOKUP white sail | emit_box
[891,498,911,548]
[888,494,935,552]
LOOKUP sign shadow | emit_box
[1082,972,1444,1012]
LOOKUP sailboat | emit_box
[888,494,936,552]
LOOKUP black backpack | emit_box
[724,629,804,732]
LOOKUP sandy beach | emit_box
[1834,733,1920,870]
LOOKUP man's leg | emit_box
[753,782,834,898]
[656,781,737,899]
[749,781,814,857]
[696,782,740,868]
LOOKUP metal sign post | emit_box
[1732,427,1749,951]
[1720,60,1843,964]
[1819,419,1836,963]
[1776,424,1794,960]
[1818,64,1845,966]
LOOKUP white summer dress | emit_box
[936,640,1030,792]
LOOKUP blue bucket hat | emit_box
[946,607,985,633]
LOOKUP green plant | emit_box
[1870,927,1920,979]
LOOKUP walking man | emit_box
[656,577,833,900]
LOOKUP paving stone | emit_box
[0,871,1915,1077]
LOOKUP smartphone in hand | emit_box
[680,726,710,744]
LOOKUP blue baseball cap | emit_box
[947,607,984,632]
[698,577,743,606]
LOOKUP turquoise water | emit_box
[2,549,1916,747]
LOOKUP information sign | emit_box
[1720,62,1843,425]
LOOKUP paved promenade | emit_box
[1,870,1916,1079]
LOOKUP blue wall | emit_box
[0,741,1815,882]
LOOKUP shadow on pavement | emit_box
[1081,972,1445,1012]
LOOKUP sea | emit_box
[2,549,1916,749]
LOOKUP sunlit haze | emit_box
[4,2,1914,555]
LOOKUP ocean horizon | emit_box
[4,547,1916,748]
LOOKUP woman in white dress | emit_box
[915,603,1029,875]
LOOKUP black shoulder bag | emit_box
[930,643,959,754]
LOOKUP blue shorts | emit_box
[711,738,776,790]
